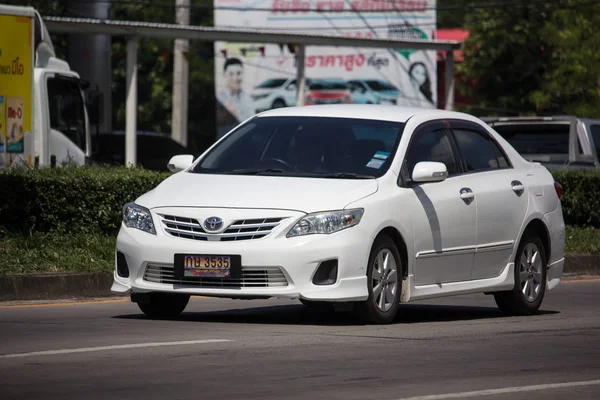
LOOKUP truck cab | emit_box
[483,116,600,170]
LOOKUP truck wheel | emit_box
[136,292,190,319]
[355,235,401,324]
[494,231,547,315]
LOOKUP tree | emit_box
[458,0,600,118]
[530,0,600,118]
[457,2,555,115]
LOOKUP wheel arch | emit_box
[375,226,409,280]
[520,218,552,267]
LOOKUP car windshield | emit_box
[309,81,348,90]
[256,79,288,89]
[365,80,398,91]
[191,116,405,178]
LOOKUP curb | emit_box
[0,272,119,302]
[1,256,599,302]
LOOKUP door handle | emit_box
[460,187,474,204]
[511,180,524,196]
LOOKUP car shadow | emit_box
[112,302,560,327]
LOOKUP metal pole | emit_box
[444,49,455,111]
[171,0,190,147]
[126,37,137,167]
[296,45,306,106]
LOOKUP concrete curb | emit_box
[0,272,119,302]
[1,256,599,301]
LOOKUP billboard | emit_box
[214,0,437,138]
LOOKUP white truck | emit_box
[0,5,93,168]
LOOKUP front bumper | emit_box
[111,207,371,302]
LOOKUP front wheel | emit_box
[355,235,402,324]
[494,231,547,315]
[136,292,190,319]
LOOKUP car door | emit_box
[403,120,477,286]
[448,120,530,280]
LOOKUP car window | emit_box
[405,128,459,177]
[192,116,405,178]
[591,125,600,157]
[256,79,287,89]
[492,123,570,155]
[453,128,509,171]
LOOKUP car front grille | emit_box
[143,264,289,288]
[159,214,284,241]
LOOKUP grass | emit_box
[0,233,116,275]
[0,226,598,275]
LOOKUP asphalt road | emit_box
[1,279,599,400]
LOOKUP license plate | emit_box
[173,254,241,279]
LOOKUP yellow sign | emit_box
[0,14,33,154]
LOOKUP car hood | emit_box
[136,172,379,213]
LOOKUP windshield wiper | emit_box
[320,172,376,179]
[224,168,286,175]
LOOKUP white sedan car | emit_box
[112,104,566,324]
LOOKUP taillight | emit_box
[554,181,563,200]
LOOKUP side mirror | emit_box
[167,154,194,173]
[412,161,448,183]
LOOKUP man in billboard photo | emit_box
[217,57,254,124]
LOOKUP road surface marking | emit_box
[0,339,233,359]
[396,379,600,400]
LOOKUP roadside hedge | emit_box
[552,170,600,228]
[0,166,598,236]
[0,166,170,236]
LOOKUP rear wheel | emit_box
[494,231,547,315]
[136,292,190,319]
[355,235,402,324]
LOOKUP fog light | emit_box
[312,259,338,285]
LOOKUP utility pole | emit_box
[171,0,190,147]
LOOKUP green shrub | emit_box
[0,165,170,236]
[0,166,599,237]
[551,170,600,227]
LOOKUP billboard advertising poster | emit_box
[214,0,437,138]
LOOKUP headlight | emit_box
[287,209,364,237]
[122,202,156,234]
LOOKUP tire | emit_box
[136,292,190,319]
[355,235,402,324]
[272,99,286,109]
[494,231,547,315]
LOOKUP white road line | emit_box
[396,379,600,400]
[0,339,233,359]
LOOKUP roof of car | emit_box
[255,104,469,123]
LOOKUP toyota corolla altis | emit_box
[112,104,565,324]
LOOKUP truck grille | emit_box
[159,214,283,241]
[143,264,288,288]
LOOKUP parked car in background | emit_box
[305,79,353,105]
[483,116,600,170]
[113,104,565,325]
[91,130,193,171]
[251,78,300,113]
[347,79,399,105]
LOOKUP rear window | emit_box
[492,123,570,154]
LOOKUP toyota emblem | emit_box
[203,216,224,232]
